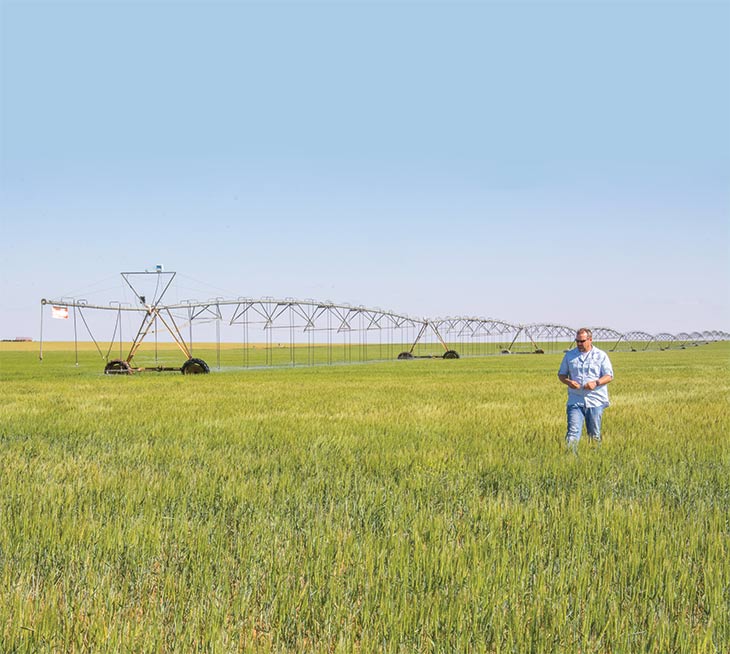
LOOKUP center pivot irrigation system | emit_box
[42,271,213,374]
[40,270,729,375]
[40,269,460,375]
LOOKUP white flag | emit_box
[52,306,69,320]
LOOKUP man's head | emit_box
[575,328,593,352]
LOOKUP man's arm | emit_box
[584,374,613,391]
[558,373,581,389]
[585,353,615,390]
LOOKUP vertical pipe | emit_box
[73,304,79,366]
[378,319,383,362]
[266,303,272,367]
[289,304,295,367]
[188,304,193,357]
[39,302,44,361]
[242,319,248,368]
[155,313,158,363]
[390,320,394,360]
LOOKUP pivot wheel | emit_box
[397,351,414,360]
[105,359,132,375]
[443,350,460,359]
[181,358,210,375]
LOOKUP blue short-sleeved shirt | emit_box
[558,346,614,408]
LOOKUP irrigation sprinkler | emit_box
[614,330,655,352]
[39,270,728,373]
[41,270,211,375]
[396,320,460,360]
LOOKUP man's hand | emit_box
[583,380,598,390]
[558,374,581,389]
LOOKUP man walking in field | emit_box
[558,328,614,452]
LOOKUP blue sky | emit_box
[1,0,728,340]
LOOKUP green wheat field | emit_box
[1,341,728,653]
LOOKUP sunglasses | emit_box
[575,338,590,343]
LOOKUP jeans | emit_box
[566,404,605,445]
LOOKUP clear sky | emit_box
[2,0,728,341]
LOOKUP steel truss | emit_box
[39,272,730,374]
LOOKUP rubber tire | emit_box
[443,350,460,359]
[181,358,210,375]
[105,359,132,375]
[397,351,414,360]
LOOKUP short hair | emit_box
[576,328,593,339]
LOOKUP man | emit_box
[558,328,614,452]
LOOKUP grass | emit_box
[0,342,728,652]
